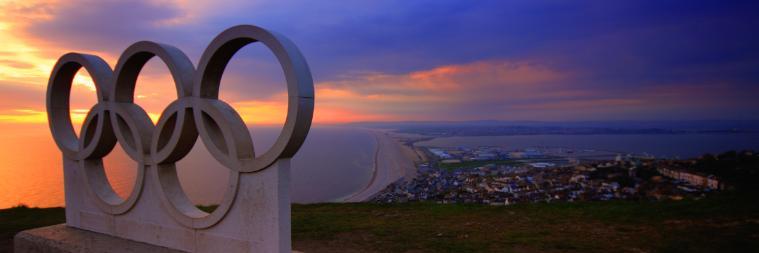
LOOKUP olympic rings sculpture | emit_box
[46,25,314,228]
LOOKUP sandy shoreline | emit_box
[341,130,418,202]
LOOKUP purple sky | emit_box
[1,0,758,124]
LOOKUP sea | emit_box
[2,127,759,209]
[415,133,759,159]
[0,126,375,209]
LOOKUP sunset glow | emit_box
[0,0,757,128]
[2,4,759,253]
[1,3,759,246]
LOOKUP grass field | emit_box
[2,194,758,252]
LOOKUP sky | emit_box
[0,0,758,129]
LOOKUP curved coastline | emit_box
[341,130,416,202]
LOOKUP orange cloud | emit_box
[308,60,577,121]
[408,61,565,90]
[229,89,397,125]
[232,98,288,126]
[313,106,393,123]
[210,60,570,124]
[0,108,89,125]
[0,109,48,124]
[0,2,56,88]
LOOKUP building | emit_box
[657,167,721,190]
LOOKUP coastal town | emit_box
[371,144,737,205]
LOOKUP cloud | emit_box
[22,0,186,57]
[0,109,48,124]
[226,60,581,123]
[1,0,758,126]
[310,60,758,122]
[337,61,572,120]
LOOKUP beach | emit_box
[341,130,419,202]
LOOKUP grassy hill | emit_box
[2,194,758,252]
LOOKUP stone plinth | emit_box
[15,224,184,253]
[15,225,306,253]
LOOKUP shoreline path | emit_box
[341,130,417,202]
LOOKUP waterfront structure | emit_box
[657,168,721,190]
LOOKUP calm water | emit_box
[0,126,375,208]
[415,133,759,159]
[5,129,758,209]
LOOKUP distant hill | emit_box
[348,120,759,136]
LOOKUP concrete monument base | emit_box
[15,225,305,253]
[15,224,184,253]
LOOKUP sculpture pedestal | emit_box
[15,224,305,253]
[62,158,293,252]
[15,224,183,253]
